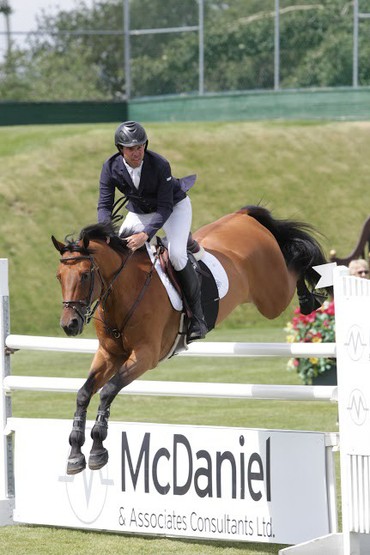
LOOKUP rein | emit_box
[109,257,157,338]
[85,255,129,326]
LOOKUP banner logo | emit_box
[58,427,114,524]
[347,389,369,426]
[345,325,366,361]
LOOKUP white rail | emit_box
[6,334,337,357]
[3,375,337,402]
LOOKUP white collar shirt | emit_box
[123,159,143,189]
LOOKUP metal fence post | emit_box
[274,0,280,90]
[353,0,359,87]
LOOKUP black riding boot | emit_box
[176,259,208,341]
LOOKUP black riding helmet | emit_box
[114,121,148,151]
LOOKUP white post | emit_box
[280,267,370,555]
[0,259,14,525]
[334,266,370,554]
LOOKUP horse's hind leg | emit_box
[297,277,326,315]
[67,376,94,475]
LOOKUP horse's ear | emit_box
[51,235,65,253]
[83,235,90,250]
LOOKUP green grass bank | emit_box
[1,119,369,336]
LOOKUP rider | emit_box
[97,120,208,341]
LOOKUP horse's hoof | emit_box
[88,448,108,470]
[67,454,86,475]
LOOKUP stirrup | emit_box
[187,316,207,342]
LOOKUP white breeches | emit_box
[119,196,192,270]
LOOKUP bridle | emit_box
[60,247,157,338]
[60,253,106,324]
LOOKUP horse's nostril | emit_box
[62,318,82,337]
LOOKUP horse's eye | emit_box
[81,272,90,283]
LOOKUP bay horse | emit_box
[52,205,330,475]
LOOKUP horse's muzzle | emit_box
[60,308,85,336]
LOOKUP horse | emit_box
[52,205,330,475]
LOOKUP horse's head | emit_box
[52,233,103,336]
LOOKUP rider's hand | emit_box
[126,232,149,251]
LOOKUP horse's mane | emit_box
[62,222,129,255]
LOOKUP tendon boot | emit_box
[297,279,327,315]
[176,259,208,341]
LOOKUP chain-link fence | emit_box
[1,0,370,101]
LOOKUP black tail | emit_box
[242,205,330,295]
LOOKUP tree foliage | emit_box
[0,0,369,101]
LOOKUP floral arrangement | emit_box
[285,300,336,384]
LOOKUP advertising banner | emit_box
[10,418,332,545]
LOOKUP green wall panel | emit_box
[0,101,127,126]
[129,88,370,123]
[1,89,369,126]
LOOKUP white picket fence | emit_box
[1,258,370,553]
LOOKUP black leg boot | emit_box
[297,278,326,315]
[176,259,208,341]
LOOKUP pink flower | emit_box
[326,302,335,316]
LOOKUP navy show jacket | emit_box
[97,150,186,240]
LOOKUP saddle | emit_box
[151,234,220,359]
[154,234,204,319]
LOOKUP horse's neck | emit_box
[98,248,149,303]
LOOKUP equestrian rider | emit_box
[97,120,208,341]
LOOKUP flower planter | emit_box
[311,364,337,386]
[285,300,336,385]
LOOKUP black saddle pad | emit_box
[154,237,220,332]
[196,258,220,332]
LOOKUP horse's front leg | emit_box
[89,348,154,471]
[67,348,123,475]
[67,374,95,475]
